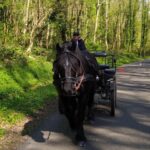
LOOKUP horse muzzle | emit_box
[60,76,84,96]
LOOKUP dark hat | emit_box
[73,31,80,36]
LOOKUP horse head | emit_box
[54,42,84,96]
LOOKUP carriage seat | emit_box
[98,64,110,70]
[104,68,116,76]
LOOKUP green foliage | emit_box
[86,42,103,52]
[0,0,150,55]
[32,47,55,62]
[33,47,48,56]
[0,46,27,67]
[10,66,39,90]
[28,58,52,81]
[0,69,22,99]
[0,106,24,125]
[0,55,54,92]
[0,55,57,134]
[116,50,144,66]
[0,84,56,124]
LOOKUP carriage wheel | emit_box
[114,77,117,107]
[110,79,116,116]
[110,89,115,116]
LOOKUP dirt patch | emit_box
[0,98,58,150]
[0,131,23,150]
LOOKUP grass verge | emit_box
[0,55,57,141]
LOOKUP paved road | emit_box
[18,60,150,150]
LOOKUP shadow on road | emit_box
[20,60,150,150]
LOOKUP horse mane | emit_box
[74,47,89,72]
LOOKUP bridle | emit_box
[56,49,85,96]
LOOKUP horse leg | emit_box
[75,125,86,147]
[58,95,65,114]
[87,90,95,123]
[75,95,87,146]
[63,97,77,130]
[66,113,76,130]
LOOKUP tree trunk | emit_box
[140,0,149,57]
[26,12,49,53]
[23,0,30,35]
[105,0,109,50]
[46,24,50,49]
[49,26,54,48]
[94,0,101,43]
[76,2,83,31]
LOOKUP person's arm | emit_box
[79,39,87,51]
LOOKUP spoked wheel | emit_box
[110,89,115,116]
[109,78,116,117]
[114,77,117,107]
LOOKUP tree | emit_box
[0,0,149,55]
[140,0,149,57]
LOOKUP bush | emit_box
[0,47,28,67]
[28,57,52,81]
[0,69,22,99]
[0,55,57,131]
[86,42,103,52]
[116,50,143,66]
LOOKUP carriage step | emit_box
[104,68,116,76]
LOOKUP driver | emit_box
[71,31,99,76]
[71,31,86,51]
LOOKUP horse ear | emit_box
[56,43,62,53]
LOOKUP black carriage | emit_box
[92,51,117,116]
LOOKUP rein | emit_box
[74,75,84,91]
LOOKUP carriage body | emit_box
[91,51,117,116]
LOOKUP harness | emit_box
[53,47,95,96]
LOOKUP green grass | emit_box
[0,128,6,138]
[0,56,57,133]
[0,84,57,126]
[116,51,145,67]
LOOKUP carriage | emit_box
[91,51,117,116]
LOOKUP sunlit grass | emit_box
[0,56,57,138]
[117,52,145,67]
[0,128,6,138]
[0,84,57,127]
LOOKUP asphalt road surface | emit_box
[18,60,150,150]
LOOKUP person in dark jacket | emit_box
[71,31,87,51]
[71,31,99,75]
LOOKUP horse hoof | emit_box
[79,141,86,147]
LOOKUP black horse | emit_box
[53,42,98,146]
